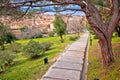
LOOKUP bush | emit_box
[0,50,15,66]
[41,42,53,51]
[23,40,44,59]
[69,36,79,41]
[5,32,16,44]
[48,31,55,37]
[8,42,22,53]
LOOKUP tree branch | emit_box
[38,8,81,13]
[15,2,32,19]
[108,0,119,34]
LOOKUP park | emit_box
[0,0,120,80]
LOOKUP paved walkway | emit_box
[41,32,89,80]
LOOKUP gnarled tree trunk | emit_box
[98,34,114,66]
[80,0,119,66]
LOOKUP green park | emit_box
[0,0,120,80]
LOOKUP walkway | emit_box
[41,32,89,80]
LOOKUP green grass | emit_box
[87,35,120,80]
[0,34,78,80]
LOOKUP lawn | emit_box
[87,34,120,80]
[0,34,78,80]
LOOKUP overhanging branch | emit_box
[108,0,119,34]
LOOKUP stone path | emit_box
[40,32,89,80]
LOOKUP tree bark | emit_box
[79,0,119,66]
[98,34,114,66]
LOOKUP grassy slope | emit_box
[87,35,120,80]
[0,35,77,80]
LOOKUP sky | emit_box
[21,4,85,16]
[44,11,85,16]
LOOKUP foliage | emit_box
[92,0,107,7]
[23,40,44,59]
[53,15,67,42]
[0,50,15,67]
[0,0,22,17]
[0,34,75,80]
[5,32,16,43]
[0,22,15,50]
[8,42,22,53]
[86,22,94,34]
[19,27,27,32]
[2,51,15,66]
[41,42,53,51]
[69,36,79,41]
[0,0,118,67]
[0,22,7,44]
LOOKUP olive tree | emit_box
[23,40,44,59]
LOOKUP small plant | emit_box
[23,40,44,59]
[41,42,53,51]
[69,36,79,41]
[8,42,22,53]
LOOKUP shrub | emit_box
[23,40,44,59]
[48,31,55,37]
[0,50,15,66]
[41,42,53,51]
[8,42,22,53]
[69,36,79,41]
[5,32,16,44]
[3,54,15,66]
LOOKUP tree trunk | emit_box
[98,34,114,66]
[80,0,119,67]
[60,34,64,43]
